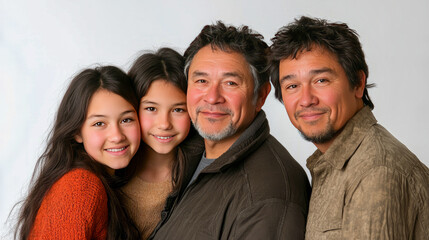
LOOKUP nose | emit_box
[299,85,318,107]
[108,124,126,143]
[204,83,225,105]
[157,112,173,130]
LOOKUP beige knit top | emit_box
[122,176,173,240]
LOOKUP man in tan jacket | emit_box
[269,16,429,239]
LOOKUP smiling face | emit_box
[76,89,141,171]
[278,46,365,152]
[187,45,264,146]
[139,80,190,155]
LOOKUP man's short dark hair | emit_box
[184,21,269,95]
[270,16,374,109]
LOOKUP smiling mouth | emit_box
[155,135,173,140]
[196,106,232,118]
[105,146,128,152]
[295,108,328,121]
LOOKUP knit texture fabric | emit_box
[29,168,108,239]
[122,176,172,240]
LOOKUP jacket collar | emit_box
[306,106,378,170]
[202,110,270,173]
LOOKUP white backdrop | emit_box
[1,0,428,237]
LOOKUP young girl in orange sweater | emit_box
[14,66,141,239]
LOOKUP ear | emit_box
[256,82,272,112]
[355,70,366,99]
[75,134,83,143]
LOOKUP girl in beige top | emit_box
[121,48,192,239]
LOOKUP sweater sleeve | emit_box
[29,169,108,240]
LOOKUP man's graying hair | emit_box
[270,16,375,109]
[184,21,269,97]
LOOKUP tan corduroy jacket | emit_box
[305,106,429,239]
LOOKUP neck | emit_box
[204,135,240,159]
[315,104,364,153]
[314,139,335,154]
[136,144,175,183]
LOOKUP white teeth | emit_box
[156,136,172,140]
[106,147,126,152]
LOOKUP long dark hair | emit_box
[13,66,140,239]
[126,47,191,191]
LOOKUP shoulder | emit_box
[44,168,107,211]
[55,168,105,196]
[31,169,108,238]
[352,123,427,179]
[241,135,311,209]
[244,134,308,179]
[347,137,429,210]
[59,168,102,183]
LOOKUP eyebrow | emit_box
[191,70,243,79]
[172,102,187,106]
[191,71,208,78]
[87,110,135,119]
[141,100,187,107]
[140,100,159,105]
[280,67,335,85]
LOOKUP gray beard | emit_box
[193,119,237,141]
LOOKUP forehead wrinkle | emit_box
[280,74,296,85]
[222,71,243,79]
[309,67,336,76]
[280,66,336,85]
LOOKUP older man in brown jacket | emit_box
[150,21,311,240]
[269,16,429,239]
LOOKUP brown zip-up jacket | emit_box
[150,111,311,239]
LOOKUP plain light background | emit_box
[1,0,428,237]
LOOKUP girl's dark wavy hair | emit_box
[125,47,193,192]
[270,16,375,109]
[12,66,140,239]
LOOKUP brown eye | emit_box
[93,122,105,127]
[316,78,328,83]
[173,108,186,113]
[121,118,133,123]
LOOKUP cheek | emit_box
[174,115,191,135]
[126,126,141,147]
[316,87,340,106]
[226,93,246,112]
[139,115,155,134]
[281,96,298,121]
[186,93,200,120]
[282,97,295,111]
[187,89,203,107]
[82,132,104,156]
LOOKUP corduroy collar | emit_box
[307,106,377,170]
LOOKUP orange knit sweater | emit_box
[29,168,108,239]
